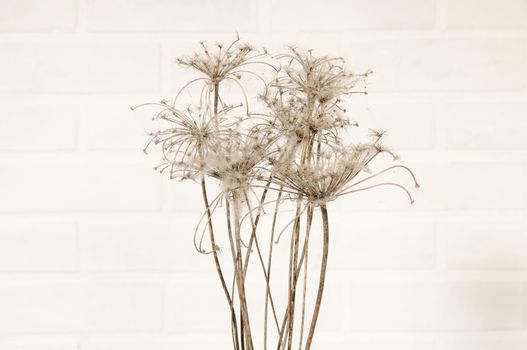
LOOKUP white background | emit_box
[0,0,527,349]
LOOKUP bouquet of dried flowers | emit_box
[133,35,419,350]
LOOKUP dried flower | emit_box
[273,47,371,104]
[173,34,277,116]
[270,133,419,206]
[177,36,268,85]
[135,37,419,350]
[260,93,354,145]
[132,101,240,181]
[205,128,276,191]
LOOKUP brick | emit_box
[346,102,436,150]
[0,221,77,272]
[348,281,523,330]
[0,104,76,151]
[0,43,160,93]
[79,218,218,271]
[80,101,151,151]
[447,0,527,28]
[265,274,343,332]
[270,0,435,31]
[0,161,161,212]
[164,276,341,334]
[312,277,343,331]
[440,339,527,350]
[332,218,435,269]
[0,281,162,332]
[164,279,232,333]
[81,338,232,350]
[443,222,527,269]
[86,0,258,32]
[0,0,76,32]
[0,343,77,350]
[167,178,221,213]
[338,339,436,350]
[342,38,526,91]
[419,163,526,210]
[444,102,527,149]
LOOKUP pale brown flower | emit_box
[177,37,268,85]
[269,133,418,206]
[132,101,240,181]
[272,47,371,104]
[205,128,277,191]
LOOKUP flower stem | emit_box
[243,190,280,334]
[286,202,302,349]
[265,187,283,350]
[233,192,254,350]
[297,205,313,350]
[200,178,240,350]
[304,204,329,350]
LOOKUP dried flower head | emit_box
[255,48,366,153]
[177,36,268,84]
[205,129,276,192]
[132,100,240,181]
[260,92,354,145]
[173,34,278,116]
[270,132,419,206]
[273,47,371,104]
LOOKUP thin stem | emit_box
[243,177,272,276]
[207,80,242,349]
[342,164,420,192]
[240,310,246,350]
[243,191,281,334]
[171,77,209,107]
[277,309,290,350]
[304,204,329,350]
[285,129,315,350]
[213,82,220,127]
[226,200,243,350]
[193,191,222,254]
[339,182,415,204]
[265,187,283,350]
[286,201,302,350]
[200,179,240,350]
[298,206,313,350]
[233,192,254,350]
[277,134,314,350]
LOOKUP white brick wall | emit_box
[0,280,162,333]
[0,1,526,349]
[0,43,160,92]
[348,281,523,330]
[0,0,76,32]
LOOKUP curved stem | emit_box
[298,206,313,350]
[304,204,329,350]
[233,193,254,350]
[200,179,240,350]
[286,202,302,349]
[243,191,280,333]
[243,177,272,276]
[285,132,315,350]
[265,187,283,350]
[226,200,243,349]
[203,80,242,349]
